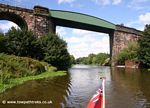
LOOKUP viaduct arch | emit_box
[0,3,142,66]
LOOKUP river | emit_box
[0,65,150,108]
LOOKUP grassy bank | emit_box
[0,70,66,93]
[0,53,67,93]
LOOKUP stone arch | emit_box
[0,3,143,66]
[0,11,28,30]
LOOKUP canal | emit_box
[0,65,150,108]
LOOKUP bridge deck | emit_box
[50,10,116,34]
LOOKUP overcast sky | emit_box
[0,0,150,58]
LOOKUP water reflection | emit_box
[109,67,150,108]
[65,65,108,108]
[0,75,71,108]
[0,65,150,108]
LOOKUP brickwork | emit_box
[111,25,142,66]
[0,4,54,37]
[0,4,143,66]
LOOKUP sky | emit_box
[0,0,150,58]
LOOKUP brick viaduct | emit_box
[0,3,142,66]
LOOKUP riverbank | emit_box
[0,70,66,93]
[0,53,67,93]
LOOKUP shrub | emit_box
[4,27,43,60]
[0,32,7,53]
[38,33,71,70]
[117,42,139,65]
[70,55,76,65]
[0,70,11,84]
[138,24,150,67]
[0,27,72,70]
[0,53,48,83]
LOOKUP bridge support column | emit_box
[33,6,55,37]
[109,32,114,66]
[111,25,142,66]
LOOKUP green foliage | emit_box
[87,54,96,64]
[38,33,71,70]
[70,55,76,64]
[0,27,72,70]
[138,24,150,67]
[0,32,7,53]
[93,53,109,65]
[76,57,87,64]
[0,70,11,84]
[0,53,48,84]
[0,66,66,93]
[76,53,110,65]
[4,27,43,60]
[117,42,139,65]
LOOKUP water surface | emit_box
[0,65,150,108]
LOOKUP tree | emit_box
[5,27,43,60]
[117,42,139,65]
[70,55,76,64]
[76,57,86,64]
[0,32,7,53]
[138,24,150,67]
[87,54,96,64]
[38,33,71,70]
[94,53,109,65]
[1,27,72,70]
[76,53,109,65]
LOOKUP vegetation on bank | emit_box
[70,55,76,65]
[76,53,110,66]
[0,27,73,70]
[38,33,72,70]
[0,53,66,93]
[138,25,150,68]
[117,24,150,68]
[0,70,66,93]
[117,42,139,65]
[0,27,73,93]
[0,53,47,83]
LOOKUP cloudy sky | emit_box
[0,0,150,58]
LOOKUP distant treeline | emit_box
[76,53,110,66]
